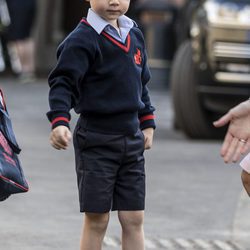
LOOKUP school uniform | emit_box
[47,9,156,213]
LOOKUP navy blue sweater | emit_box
[47,19,155,134]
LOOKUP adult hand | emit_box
[50,125,72,150]
[213,100,250,163]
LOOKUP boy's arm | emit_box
[139,85,155,150]
[47,37,93,129]
[139,48,156,149]
[139,48,156,131]
[139,85,156,130]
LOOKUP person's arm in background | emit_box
[213,100,250,163]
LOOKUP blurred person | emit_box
[47,0,156,249]
[169,0,186,8]
[213,100,250,195]
[0,0,11,73]
[6,0,37,83]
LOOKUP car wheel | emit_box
[170,40,224,139]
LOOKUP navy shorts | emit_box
[73,119,145,213]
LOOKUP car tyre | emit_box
[170,40,224,139]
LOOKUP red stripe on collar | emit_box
[102,32,131,53]
[81,18,131,53]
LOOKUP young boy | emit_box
[47,0,155,249]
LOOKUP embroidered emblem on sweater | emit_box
[134,49,142,65]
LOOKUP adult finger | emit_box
[241,140,250,155]
[220,132,233,157]
[223,137,239,163]
[213,112,232,127]
[232,139,247,163]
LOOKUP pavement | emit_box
[0,77,250,250]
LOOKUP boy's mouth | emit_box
[106,10,121,14]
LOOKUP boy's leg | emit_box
[241,170,250,196]
[80,212,110,250]
[118,211,145,250]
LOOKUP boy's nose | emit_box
[109,0,119,5]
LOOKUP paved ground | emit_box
[0,78,250,250]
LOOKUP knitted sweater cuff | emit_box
[50,113,70,129]
[139,114,156,130]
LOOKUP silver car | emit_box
[171,0,250,138]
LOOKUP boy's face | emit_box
[86,0,130,23]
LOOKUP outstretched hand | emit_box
[213,100,250,163]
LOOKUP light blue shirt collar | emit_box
[86,9,134,43]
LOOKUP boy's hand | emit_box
[142,128,154,150]
[50,125,72,150]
